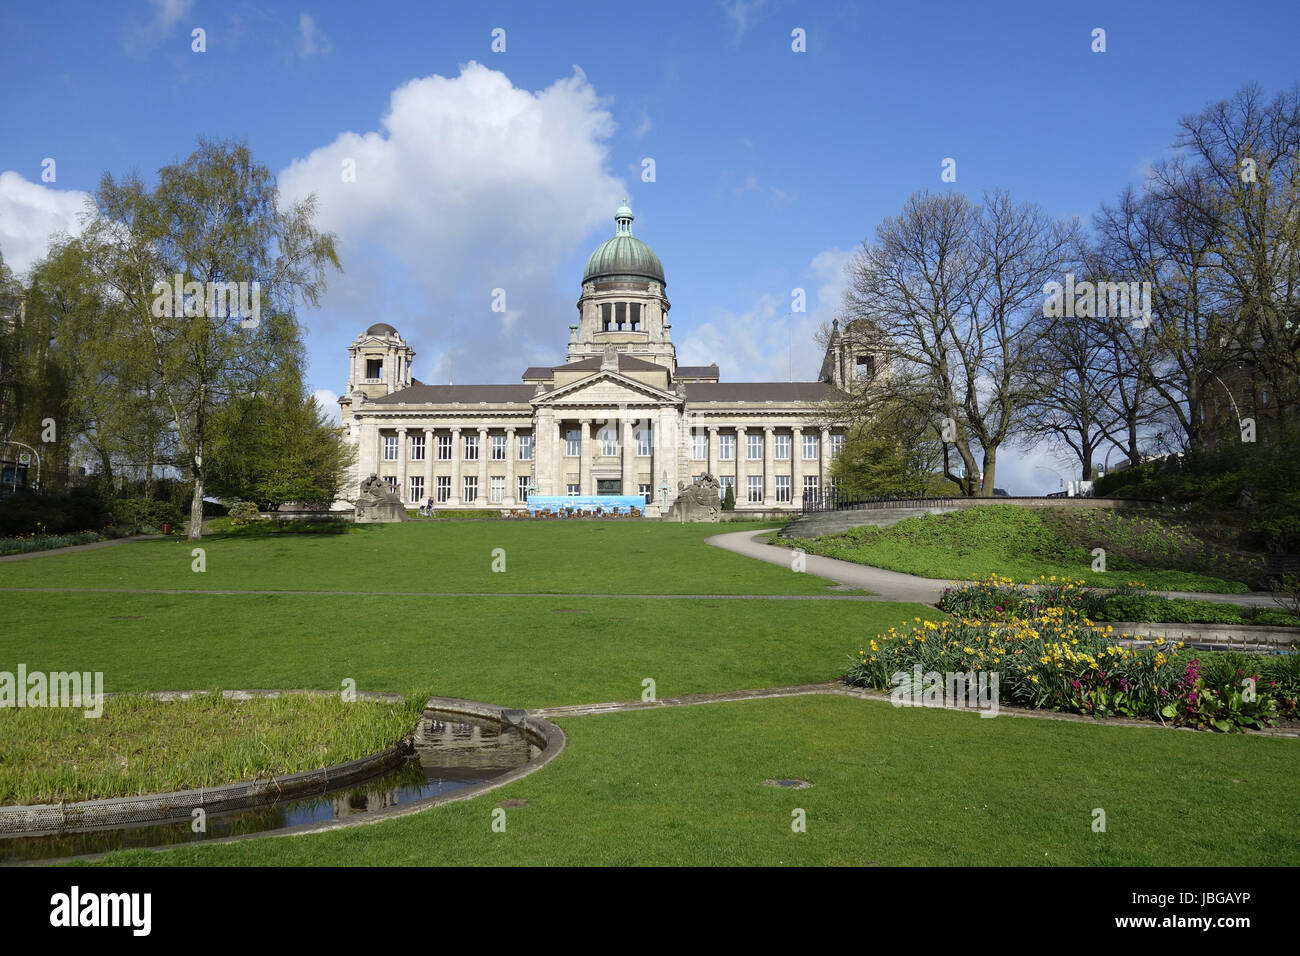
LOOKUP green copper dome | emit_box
[582,201,665,285]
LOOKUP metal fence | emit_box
[799,490,957,514]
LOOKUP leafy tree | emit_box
[722,482,735,511]
[206,389,355,510]
[83,139,340,537]
[831,393,948,497]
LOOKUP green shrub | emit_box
[109,497,184,533]
[226,501,263,526]
[1249,609,1300,628]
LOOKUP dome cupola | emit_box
[582,200,665,285]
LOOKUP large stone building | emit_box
[339,202,872,515]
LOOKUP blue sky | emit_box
[2,0,1297,491]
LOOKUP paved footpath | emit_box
[706,528,1287,609]
[0,534,165,563]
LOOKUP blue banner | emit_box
[525,495,646,514]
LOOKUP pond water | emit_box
[0,709,541,864]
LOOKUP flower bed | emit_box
[847,579,1300,731]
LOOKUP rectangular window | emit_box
[567,483,580,496]
[518,434,533,460]
[438,434,452,460]
[639,483,651,503]
[774,434,791,460]
[692,433,707,460]
[719,475,735,495]
[383,475,397,494]
[491,434,507,460]
[637,427,652,457]
[463,476,478,502]
[365,358,382,381]
[803,475,820,498]
[436,476,451,502]
[464,435,479,461]
[383,435,398,461]
[600,302,612,331]
[630,302,642,331]
[831,434,845,458]
[719,434,735,461]
[409,434,425,461]
[409,476,424,503]
[747,476,763,503]
[803,434,818,460]
[489,476,505,503]
[747,434,763,461]
[600,428,617,457]
[566,429,581,457]
[775,475,791,503]
[615,301,626,330]
[518,476,531,501]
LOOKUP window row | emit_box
[383,433,535,462]
[690,433,845,462]
[399,475,534,504]
[599,301,643,332]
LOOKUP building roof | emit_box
[675,365,720,378]
[369,383,537,405]
[366,322,397,335]
[583,202,665,284]
[522,355,667,379]
[561,354,665,372]
[684,382,838,403]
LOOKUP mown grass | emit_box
[793,506,1253,593]
[0,592,938,709]
[80,694,1300,867]
[0,520,832,596]
[0,692,426,804]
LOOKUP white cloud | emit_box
[732,174,759,197]
[122,0,194,54]
[295,12,332,60]
[278,61,625,385]
[0,172,89,277]
[678,246,852,382]
[633,108,652,140]
[311,388,341,423]
[721,0,766,42]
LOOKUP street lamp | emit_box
[1034,465,1065,494]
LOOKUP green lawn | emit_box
[0,521,832,596]
[1,693,425,804]
[791,506,1254,593]
[3,519,1294,866]
[82,694,1300,867]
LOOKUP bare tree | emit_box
[842,189,1077,495]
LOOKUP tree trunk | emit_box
[979,450,996,497]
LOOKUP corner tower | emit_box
[567,201,677,370]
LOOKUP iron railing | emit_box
[799,490,957,514]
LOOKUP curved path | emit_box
[706,528,1286,609]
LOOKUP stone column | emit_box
[504,427,517,506]
[423,428,435,504]
[579,419,592,496]
[396,428,409,503]
[820,427,831,491]
[621,417,635,495]
[449,427,462,505]
[735,426,748,508]
[762,425,775,506]
[477,427,489,504]
[707,426,718,478]
[791,426,803,509]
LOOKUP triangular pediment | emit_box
[531,369,681,407]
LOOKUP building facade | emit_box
[339,202,869,515]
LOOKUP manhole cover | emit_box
[762,778,812,789]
